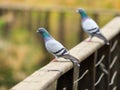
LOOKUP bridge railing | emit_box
[10,17,120,90]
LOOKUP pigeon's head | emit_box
[37,28,47,34]
[76,8,88,18]
[76,8,86,13]
[37,28,51,39]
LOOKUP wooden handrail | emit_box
[10,17,120,90]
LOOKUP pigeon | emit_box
[37,28,80,67]
[76,8,110,45]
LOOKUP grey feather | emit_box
[77,8,110,45]
[37,27,80,66]
[94,33,110,45]
[62,54,80,67]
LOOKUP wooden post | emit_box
[58,12,65,46]
[73,65,79,90]
[0,8,3,16]
[44,11,50,32]
[37,11,42,27]
[27,9,32,32]
[93,12,99,25]
[78,20,84,42]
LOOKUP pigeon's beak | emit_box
[76,10,79,13]
[36,30,39,33]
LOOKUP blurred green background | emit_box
[0,0,120,89]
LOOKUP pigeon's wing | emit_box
[45,39,80,66]
[94,32,110,45]
[45,39,69,57]
[82,19,109,45]
[82,18,100,35]
[62,54,80,66]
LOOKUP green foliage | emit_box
[0,27,46,89]
[0,63,17,88]
[0,19,6,37]
[9,28,31,45]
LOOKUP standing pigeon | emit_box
[37,28,80,66]
[76,8,109,45]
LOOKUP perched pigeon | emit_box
[76,8,110,45]
[37,28,80,66]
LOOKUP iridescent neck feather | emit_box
[79,11,89,20]
[41,31,52,41]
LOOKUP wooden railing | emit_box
[10,17,120,90]
[0,6,120,44]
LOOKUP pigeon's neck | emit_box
[41,32,52,41]
[79,12,89,21]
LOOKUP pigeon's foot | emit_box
[85,38,92,42]
[51,58,58,62]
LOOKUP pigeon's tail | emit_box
[62,54,80,67]
[95,33,110,45]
